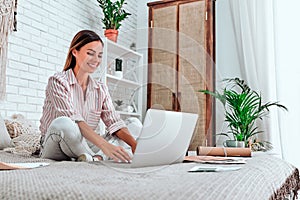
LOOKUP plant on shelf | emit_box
[199,78,288,148]
[114,100,124,111]
[96,0,131,42]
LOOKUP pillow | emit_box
[0,114,11,149]
[4,114,34,138]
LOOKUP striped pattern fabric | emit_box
[39,69,125,136]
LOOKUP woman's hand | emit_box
[77,121,131,162]
[99,142,131,163]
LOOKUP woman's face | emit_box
[72,40,103,74]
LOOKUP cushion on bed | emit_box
[4,114,35,138]
[2,114,41,155]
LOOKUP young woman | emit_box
[39,30,137,162]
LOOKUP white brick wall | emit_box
[0,0,138,126]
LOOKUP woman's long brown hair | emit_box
[63,30,104,71]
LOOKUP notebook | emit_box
[106,109,198,168]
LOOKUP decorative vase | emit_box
[114,58,123,78]
[104,29,118,42]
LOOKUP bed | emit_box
[0,150,299,200]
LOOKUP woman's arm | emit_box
[77,121,131,162]
[115,128,137,153]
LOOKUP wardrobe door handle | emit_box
[172,92,176,111]
[172,92,181,111]
[177,92,181,111]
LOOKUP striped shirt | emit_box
[39,69,126,136]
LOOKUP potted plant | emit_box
[97,0,131,42]
[114,100,124,111]
[199,78,287,148]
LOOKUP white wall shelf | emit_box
[106,74,141,88]
[92,38,144,120]
[106,39,142,60]
[116,111,141,117]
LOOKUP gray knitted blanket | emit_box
[0,151,299,200]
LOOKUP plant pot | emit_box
[223,140,245,148]
[104,29,118,42]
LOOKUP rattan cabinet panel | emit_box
[147,0,216,150]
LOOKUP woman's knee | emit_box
[48,116,81,140]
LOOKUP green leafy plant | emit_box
[97,0,131,30]
[199,78,287,147]
[114,100,124,106]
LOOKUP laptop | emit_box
[105,109,198,168]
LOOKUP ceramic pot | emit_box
[104,29,118,42]
[223,140,245,148]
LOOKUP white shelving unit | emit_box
[92,38,144,120]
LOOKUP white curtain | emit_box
[228,0,283,157]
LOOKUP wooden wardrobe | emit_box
[147,0,216,150]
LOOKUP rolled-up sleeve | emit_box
[100,85,126,135]
[48,76,84,122]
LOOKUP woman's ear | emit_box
[72,49,77,57]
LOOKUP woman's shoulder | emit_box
[51,71,67,79]
[47,70,71,88]
[49,70,72,83]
